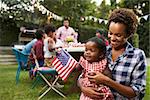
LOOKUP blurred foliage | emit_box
[121,0,149,57]
[42,0,97,28]
[0,0,149,57]
[78,25,108,43]
[132,33,139,48]
[0,18,19,46]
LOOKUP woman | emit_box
[78,8,147,100]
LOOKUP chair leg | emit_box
[48,76,66,98]
[38,73,66,100]
[16,65,21,84]
[39,85,48,94]
[31,76,41,89]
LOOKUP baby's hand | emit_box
[88,72,110,85]
[88,71,96,84]
[88,72,96,76]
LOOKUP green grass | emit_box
[0,65,80,100]
[144,66,150,100]
[0,65,149,100]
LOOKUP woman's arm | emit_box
[106,76,136,98]
[88,73,136,98]
[77,63,104,99]
[78,77,104,99]
[102,66,112,78]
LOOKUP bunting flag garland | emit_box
[0,0,149,23]
[0,0,63,21]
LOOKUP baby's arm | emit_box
[76,63,83,71]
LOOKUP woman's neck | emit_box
[111,43,126,62]
[113,43,126,51]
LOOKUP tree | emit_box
[120,0,149,57]
[42,0,97,28]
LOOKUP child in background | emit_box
[78,36,113,100]
[29,29,45,68]
[28,29,45,79]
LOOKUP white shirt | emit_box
[43,37,54,58]
[44,38,63,58]
[55,39,63,48]
[56,26,78,43]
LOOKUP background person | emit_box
[28,29,45,68]
[56,18,78,43]
[44,24,63,68]
[21,38,37,55]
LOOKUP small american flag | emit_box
[52,49,78,81]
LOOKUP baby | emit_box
[78,36,113,100]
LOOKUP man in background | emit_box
[56,18,78,43]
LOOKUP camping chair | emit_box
[43,49,78,99]
[12,47,29,84]
[31,50,66,100]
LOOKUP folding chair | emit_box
[32,50,66,100]
[12,47,29,84]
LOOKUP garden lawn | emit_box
[144,65,150,100]
[0,64,149,100]
[0,64,80,100]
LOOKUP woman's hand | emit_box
[88,72,137,98]
[78,77,104,99]
[81,86,104,99]
[88,72,110,85]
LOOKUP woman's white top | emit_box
[44,38,63,58]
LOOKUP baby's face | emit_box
[84,41,101,63]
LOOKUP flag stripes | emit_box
[52,49,78,81]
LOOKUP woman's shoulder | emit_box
[47,37,54,42]
[132,48,146,61]
[125,46,147,66]
[133,48,145,55]
[34,40,42,45]
[44,37,50,41]
[128,46,146,58]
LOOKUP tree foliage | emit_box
[0,0,149,57]
[119,0,149,56]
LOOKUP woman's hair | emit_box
[87,36,106,56]
[108,8,138,37]
[35,29,44,39]
[44,24,56,35]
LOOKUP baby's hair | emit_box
[44,24,56,35]
[87,36,106,55]
[35,29,44,39]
